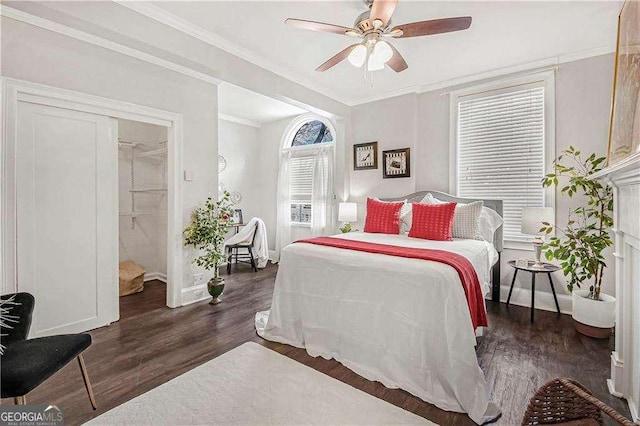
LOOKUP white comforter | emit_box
[255,232,500,424]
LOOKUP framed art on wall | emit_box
[382,148,410,178]
[607,0,640,166]
[353,141,378,170]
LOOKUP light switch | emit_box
[184,170,194,181]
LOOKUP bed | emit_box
[255,191,503,424]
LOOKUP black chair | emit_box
[226,222,259,274]
[0,292,97,409]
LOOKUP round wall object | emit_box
[218,155,227,173]
[230,191,242,205]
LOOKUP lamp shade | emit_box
[521,207,554,235]
[338,202,357,222]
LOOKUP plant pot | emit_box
[208,277,225,305]
[572,289,615,338]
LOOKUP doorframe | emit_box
[1,77,184,309]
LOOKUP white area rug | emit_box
[87,342,434,425]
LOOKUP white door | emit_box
[16,101,119,337]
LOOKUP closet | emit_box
[117,119,168,308]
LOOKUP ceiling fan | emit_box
[285,0,472,75]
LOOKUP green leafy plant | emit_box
[541,146,613,300]
[183,191,234,280]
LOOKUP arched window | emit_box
[291,120,334,146]
[274,113,335,262]
[282,117,334,225]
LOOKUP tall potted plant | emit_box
[184,191,234,304]
[541,146,615,338]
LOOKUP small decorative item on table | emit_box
[338,202,358,233]
[353,141,378,170]
[382,148,410,178]
[521,207,554,269]
[184,191,234,304]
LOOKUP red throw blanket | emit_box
[297,237,488,329]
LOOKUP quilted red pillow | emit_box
[364,198,405,234]
[409,202,457,241]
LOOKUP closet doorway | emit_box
[117,120,169,318]
[2,78,184,337]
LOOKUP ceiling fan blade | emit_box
[285,18,354,35]
[316,44,359,72]
[386,44,408,72]
[391,17,472,38]
[369,0,398,28]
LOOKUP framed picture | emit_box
[382,148,410,178]
[353,141,378,170]
[232,209,243,224]
[607,0,640,166]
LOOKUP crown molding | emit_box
[218,113,262,129]
[115,1,352,106]
[0,5,222,86]
[350,45,615,106]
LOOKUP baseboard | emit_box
[499,284,573,315]
[628,397,640,425]
[181,283,211,306]
[144,272,167,283]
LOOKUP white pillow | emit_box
[479,207,503,244]
[423,193,484,240]
[399,194,430,233]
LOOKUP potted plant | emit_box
[541,146,614,338]
[184,191,234,304]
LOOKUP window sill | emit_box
[504,240,535,251]
[291,222,311,228]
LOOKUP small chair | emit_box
[522,377,633,425]
[0,292,97,409]
[226,222,259,274]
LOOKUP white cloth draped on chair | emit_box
[223,217,269,268]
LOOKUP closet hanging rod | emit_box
[118,138,168,147]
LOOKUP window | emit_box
[452,74,554,245]
[289,157,314,223]
[283,117,334,225]
[292,120,333,146]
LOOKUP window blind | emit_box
[456,86,545,242]
[290,157,315,204]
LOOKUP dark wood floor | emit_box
[3,264,631,425]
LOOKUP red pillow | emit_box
[364,198,404,234]
[409,202,457,241]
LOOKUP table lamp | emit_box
[521,207,554,269]
[338,202,357,233]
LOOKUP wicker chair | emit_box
[522,378,634,425]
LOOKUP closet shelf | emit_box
[129,188,167,193]
[136,148,167,159]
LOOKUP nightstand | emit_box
[507,260,561,323]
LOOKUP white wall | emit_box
[346,54,616,300]
[218,119,260,225]
[2,16,218,299]
[118,119,167,279]
[4,1,350,119]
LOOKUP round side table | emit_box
[507,260,561,323]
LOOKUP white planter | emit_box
[572,289,616,329]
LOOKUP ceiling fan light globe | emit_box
[373,40,393,63]
[348,44,367,68]
[367,54,385,71]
